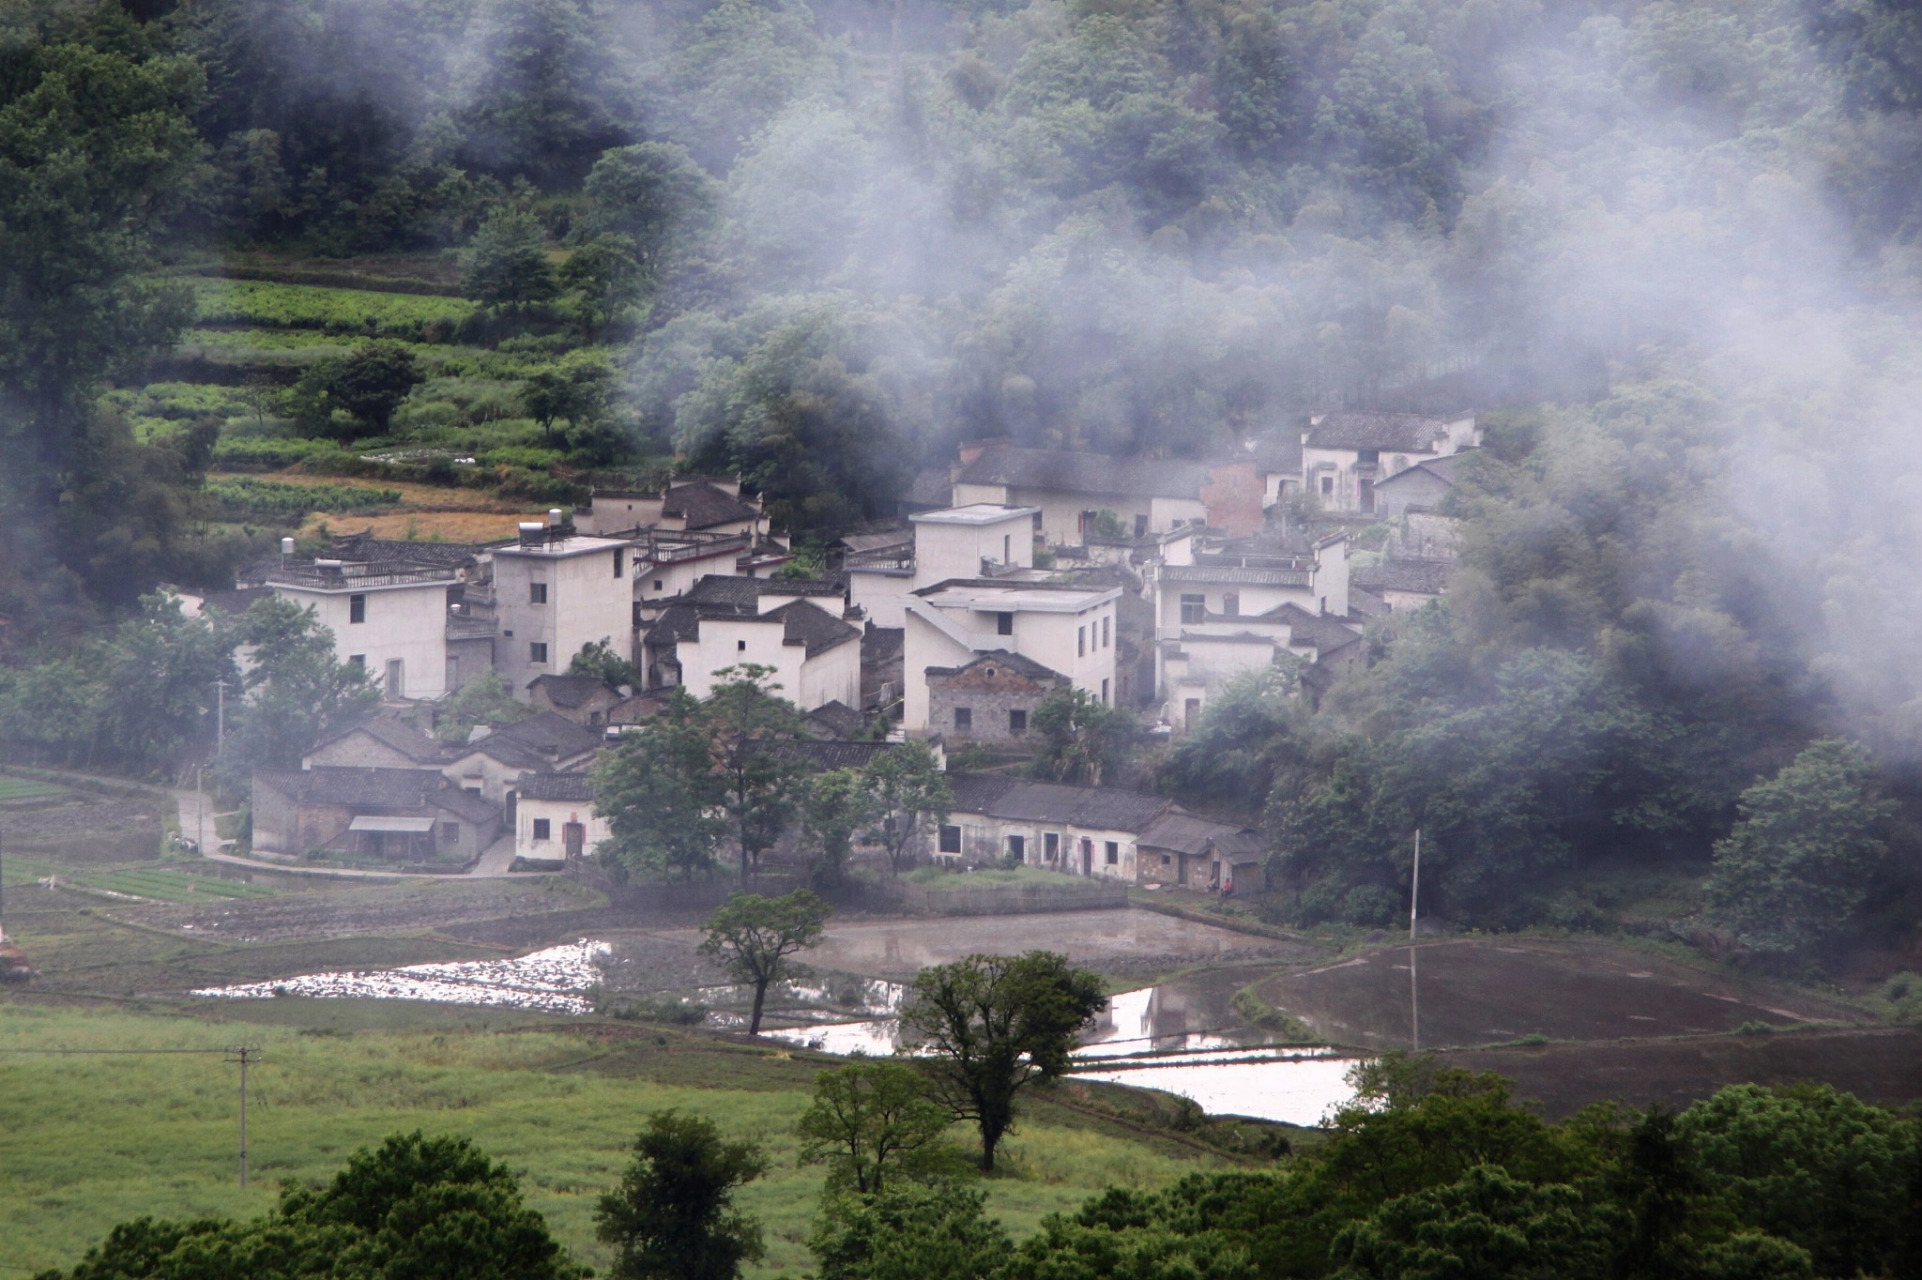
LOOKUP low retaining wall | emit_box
[890,880,1130,915]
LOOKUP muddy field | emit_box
[1257,938,1860,1050]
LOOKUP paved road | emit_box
[170,790,546,881]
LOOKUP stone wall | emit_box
[927,660,1065,742]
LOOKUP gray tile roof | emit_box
[905,466,953,507]
[460,712,603,768]
[768,740,902,772]
[432,787,506,824]
[327,532,485,568]
[804,700,870,738]
[925,650,1066,682]
[255,766,448,809]
[1352,558,1454,595]
[1257,603,1365,652]
[955,446,1211,500]
[683,575,845,610]
[1305,411,1455,452]
[526,674,614,709]
[1158,564,1312,586]
[518,772,597,802]
[772,599,861,657]
[1138,810,1260,857]
[663,482,758,530]
[946,773,1173,832]
[308,714,453,765]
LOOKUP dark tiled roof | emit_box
[1138,810,1259,856]
[1305,412,1454,452]
[1258,602,1365,652]
[255,766,447,809]
[926,650,1065,682]
[946,772,1021,813]
[663,482,758,530]
[955,447,1210,501]
[433,787,505,824]
[526,674,614,709]
[946,773,1172,832]
[768,740,901,772]
[1158,564,1312,586]
[197,586,275,615]
[862,626,905,667]
[682,575,844,611]
[647,603,702,647]
[308,714,452,765]
[608,690,677,723]
[804,700,869,738]
[1352,558,1455,595]
[841,527,912,554]
[459,712,603,768]
[518,772,597,802]
[773,600,860,657]
[905,466,953,507]
[1348,587,1390,617]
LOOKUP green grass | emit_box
[71,869,276,903]
[0,775,66,800]
[204,477,401,515]
[188,277,477,340]
[0,1004,1231,1276]
[174,329,553,379]
[210,436,348,470]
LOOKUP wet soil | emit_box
[1257,938,1860,1050]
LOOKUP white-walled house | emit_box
[641,578,862,710]
[492,529,636,699]
[850,504,1038,629]
[946,444,1273,544]
[267,560,461,700]
[1301,412,1480,516]
[902,579,1120,732]
[940,773,1173,882]
[515,772,610,862]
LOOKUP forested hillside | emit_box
[9,0,1922,954]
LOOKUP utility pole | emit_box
[226,1045,259,1187]
[213,679,227,747]
[0,833,7,943]
[1409,828,1420,1055]
[1409,827,1420,940]
[196,767,206,855]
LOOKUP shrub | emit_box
[204,477,400,515]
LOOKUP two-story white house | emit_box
[491,525,637,699]
[902,578,1120,734]
[1301,411,1480,516]
[266,558,462,701]
[948,443,1264,544]
[640,576,861,710]
[849,504,1038,629]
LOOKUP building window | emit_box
[654,579,664,591]
[997,611,1014,636]
[1102,617,1111,647]
[441,822,460,845]
[1078,626,1086,656]
[348,654,365,668]
[1358,478,1375,513]
[1180,594,1205,624]
[530,582,548,604]
[1358,449,1379,464]
[1044,832,1059,860]
[938,824,962,853]
[349,594,366,624]
[1105,841,1118,865]
[1184,698,1201,730]
[1223,593,1239,617]
[1134,514,1148,538]
[530,642,548,664]
[1003,534,1011,563]
[1008,834,1025,860]
[613,549,624,578]
[1101,678,1109,703]
[532,818,551,841]
[385,659,404,699]
[1320,475,1334,497]
[954,707,972,732]
[1008,708,1026,735]
[736,639,747,652]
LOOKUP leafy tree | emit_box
[333,341,425,436]
[46,1130,584,1279]
[1704,740,1895,957]
[1328,1163,1618,1280]
[463,208,559,306]
[900,951,1107,1171]
[521,352,618,448]
[436,670,538,744]
[1031,687,1132,786]
[798,1058,959,1194]
[808,1182,1010,1280]
[592,691,730,881]
[213,596,379,793]
[698,889,831,1034]
[568,638,641,689]
[597,1110,767,1280]
[802,767,877,890]
[560,233,646,337]
[861,740,952,876]
[89,592,232,775]
[705,664,807,883]
[579,142,719,270]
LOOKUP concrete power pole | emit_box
[226,1045,259,1186]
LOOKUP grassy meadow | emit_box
[0,1001,1239,1277]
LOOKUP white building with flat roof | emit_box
[903,578,1120,733]
[849,504,1039,629]
[491,529,636,699]
[266,561,460,700]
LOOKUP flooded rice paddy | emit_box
[193,939,611,1014]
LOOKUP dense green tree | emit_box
[802,767,878,890]
[1328,1163,1616,1280]
[1031,686,1133,787]
[900,951,1107,1171]
[859,740,952,876]
[579,142,719,271]
[560,233,647,337]
[213,595,379,792]
[808,1182,1010,1280]
[435,670,537,744]
[567,637,642,689]
[592,690,731,880]
[704,664,808,882]
[798,1058,959,1194]
[462,208,559,306]
[698,889,831,1034]
[597,1111,767,1280]
[521,351,618,447]
[1704,740,1895,957]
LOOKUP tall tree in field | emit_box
[704,664,806,883]
[802,767,877,890]
[1704,739,1895,958]
[900,951,1107,1172]
[592,691,729,881]
[861,740,952,876]
[798,1058,957,1194]
[213,595,378,791]
[463,208,559,306]
[597,1111,766,1280]
[698,889,831,1034]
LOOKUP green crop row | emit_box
[0,775,65,799]
[76,868,276,902]
[188,278,478,340]
[210,436,349,470]
[204,476,400,515]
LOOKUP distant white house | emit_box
[266,559,461,701]
[849,503,1038,629]
[903,578,1120,733]
[515,772,609,863]
[640,576,862,711]
[491,527,636,699]
[1301,412,1479,515]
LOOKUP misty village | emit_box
[8,0,1922,1275]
